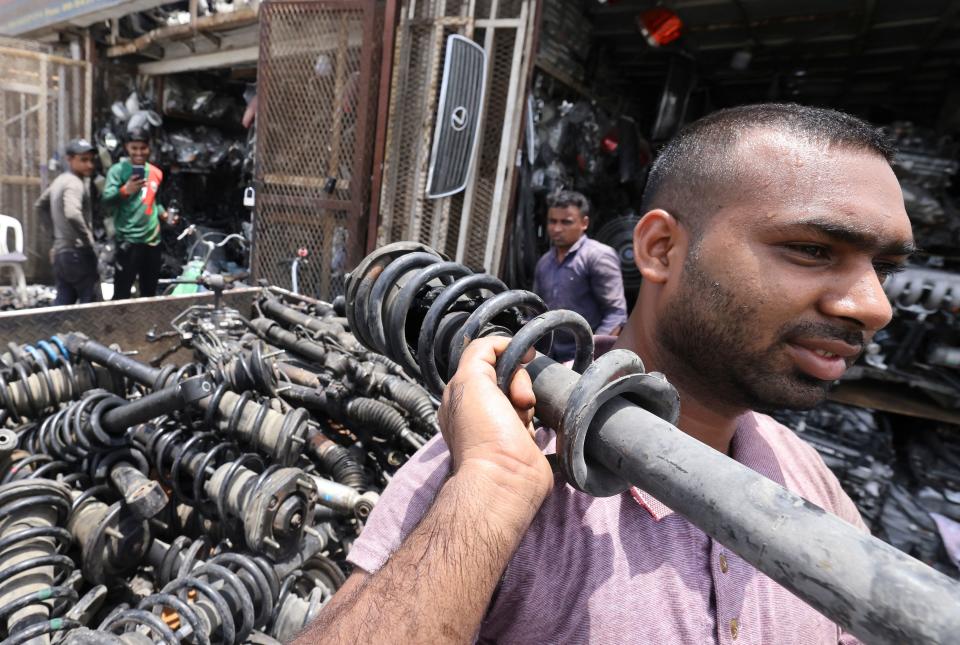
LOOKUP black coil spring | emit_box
[19,390,130,468]
[201,378,311,466]
[137,422,281,538]
[0,479,80,644]
[346,243,595,398]
[100,545,282,644]
[346,243,681,497]
[2,388,130,488]
[1,422,86,488]
[215,343,278,396]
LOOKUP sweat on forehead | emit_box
[640,103,894,235]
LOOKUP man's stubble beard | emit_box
[655,252,831,413]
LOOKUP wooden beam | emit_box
[0,81,41,95]
[106,8,258,58]
[0,46,87,67]
[137,45,259,75]
[0,176,41,186]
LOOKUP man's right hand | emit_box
[122,177,144,196]
[296,336,554,645]
[439,336,554,517]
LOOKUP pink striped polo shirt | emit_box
[348,412,866,644]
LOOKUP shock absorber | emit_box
[250,312,438,436]
[66,332,315,468]
[67,489,152,586]
[0,339,122,424]
[0,479,80,644]
[133,422,319,561]
[79,536,338,644]
[9,375,212,516]
[142,535,338,642]
[345,242,960,645]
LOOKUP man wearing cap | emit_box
[35,138,100,305]
[102,128,173,299]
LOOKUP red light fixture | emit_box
[637,7,683,47]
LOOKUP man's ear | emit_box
[633,209,687,284]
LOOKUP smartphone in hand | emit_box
[130,165,145,180]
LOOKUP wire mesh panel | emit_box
[377,0,535,275]
[0,40,91,283]
[253,0,383,300]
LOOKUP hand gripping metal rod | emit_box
[345,242,960,645]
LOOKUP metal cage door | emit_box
[253,0,384,300]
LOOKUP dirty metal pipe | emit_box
[99,377,213,434]
[525,356,960,645]
[64,334,161,388]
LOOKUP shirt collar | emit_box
[554,234,588,262]
[629,412,785,521]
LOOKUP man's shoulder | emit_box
[582,237,620,260]
[51,172,82,196]
[748,411,867,529]
[534,249,552,270]
[53,172,82,187]
[106,160,129,177]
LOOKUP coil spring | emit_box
[138,422,285,541]
[154,535,282,626]
[215,343,278,397]
[0,337,107,424]
[346,243,681,497]
[100,560,260,644]
[345,243,595,397]
[0,479,80,644]
[26,390,131,466]
[202,379,311,467]
[149,535,341,643]
[1,422,87,487]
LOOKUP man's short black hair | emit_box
[126,127,150,144]
[547,190,591,218]
[640,103,895,237]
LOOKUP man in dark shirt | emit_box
[35,138,100,305]
[533,190,628,360]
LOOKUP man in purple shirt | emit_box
[533,191,628,361]
[296,105,914,643]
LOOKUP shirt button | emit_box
[719,553,729,573]
[730,618,739,640]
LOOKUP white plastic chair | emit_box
[0,214,27,301]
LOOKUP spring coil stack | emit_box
[0,478,79,645]
[0,285,440,643]
[344,242,681,498]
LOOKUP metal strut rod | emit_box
[344,242,960,645]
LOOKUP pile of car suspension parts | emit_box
[0,289,439,644]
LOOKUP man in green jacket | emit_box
[102,128,175,299]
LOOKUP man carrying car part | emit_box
[35,138,101,305]
[102,127,177,300]
[295,104,914,644]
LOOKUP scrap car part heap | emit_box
[0,286,438,643]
